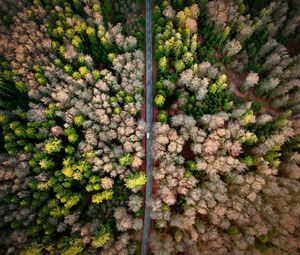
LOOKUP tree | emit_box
[240,72,259,93]
[174,59,185,73]
[101,0,112,22]
[125,172,147,190]
[44,138,62,154]
[119,153,134,166]
[154,94,166,108]
[157,110,169,123]
[158,56,168,73]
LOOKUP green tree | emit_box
[44,138,62,154]
[154,94,166,108]
[158,56,168,74]
[174,59,185,73]
[102,0,112,22]
[119,153,134,166]
[157,110,169,123]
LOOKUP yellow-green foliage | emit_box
[61,246,83,255]
[0,113,8,124]
[86,175,101,192]
[15,81,27,93]
[64,127,78,143]
[91,190,114,204]
[74,114,85,126]
[61,158,91,180]
[45,103,58,118]
[61,239,84,255]
[39,158,55,170]
[71,35,82,48]
[241,109,255,125]
[64,194,81,209]
[240,132,258,145]
[119,153,133,166]
[21,243,43,255]
[209,74,228,94]
[154,94,165,108]
[92,229,111,248]
[86,26,96,36]
[44,138,62,153]
[78,66,88,76]
[125,172,147,190]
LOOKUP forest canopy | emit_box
[0,0,299,255]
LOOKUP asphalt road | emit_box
[141,0,153,254]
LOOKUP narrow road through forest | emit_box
[141,0,153,254]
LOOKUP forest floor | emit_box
[226,69,280,116]
[197,33,281,117]
[287,38,300,56]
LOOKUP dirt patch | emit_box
[226,69,247,96]
[226,69,280,116]
[167,100,180,117]
[198,34,204,44]
[286,37,300,57]
[214,51,222,60]
[182,142,195,161]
